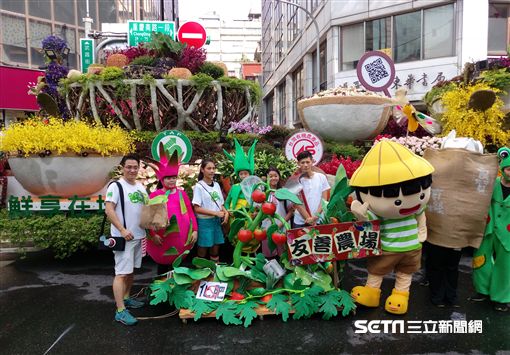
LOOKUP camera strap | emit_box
[100,180,126,235]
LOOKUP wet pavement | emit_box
[1,248,509,355]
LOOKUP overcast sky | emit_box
[179,0,261,21]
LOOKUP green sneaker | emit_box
[124,298,145,309]
[115,309,138,326]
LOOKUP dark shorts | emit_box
[197,217,224,248]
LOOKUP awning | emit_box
[0,66,44,111]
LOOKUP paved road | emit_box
[0,249,509,355]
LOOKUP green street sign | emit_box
[151,130,192,163]
[128,21,175,46]
[80,38,94,73]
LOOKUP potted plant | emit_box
[0,117,134,197]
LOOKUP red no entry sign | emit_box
[177,21,207,49]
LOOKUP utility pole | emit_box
[83,0,93,38]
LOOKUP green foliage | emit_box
[263,125,295,140]
[149,278,194,309]
[190,73,214,91]
[142,73,156,85]
[318,290,354,320]
[266,293,291,321]
[0,210,103,259]
[215,301,243,325]
[150,278,173,304]
[216,150,297,182]
[423,82,458,106]
[291,286,323,320]
[130,55,156,66]
[100,66,125,81]
[191,298,219,321]
[144,32,185,58]
[480,68,510,91]
[198,62,226,79]
[170,284,195,309]
[324,141,363,160]
[219,76,262,105]
[237,301,259,327]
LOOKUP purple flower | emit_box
[42,35,68,53]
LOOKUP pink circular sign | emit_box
[285,131,323,165]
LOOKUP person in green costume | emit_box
[471,147,510,312]
[223,138,258,210]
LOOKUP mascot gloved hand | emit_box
[349,140,434,315]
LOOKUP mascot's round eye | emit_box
[499,150,509,159]
[420,193,425,200]
[394,200,402,206]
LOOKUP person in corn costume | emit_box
[471,147,510,312]
[223,138,259,252]
[349,140,434,315]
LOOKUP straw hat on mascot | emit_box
[349,140,434,315]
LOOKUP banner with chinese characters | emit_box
[7,194,105,217]
[286,221,382,265]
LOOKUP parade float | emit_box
[147,160,377,325]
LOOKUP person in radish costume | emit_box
[147,146,198,275]
[350,140,434,315]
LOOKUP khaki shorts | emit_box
[114,239,143,275]
[367,248,422,275]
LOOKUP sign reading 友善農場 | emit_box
[286,221,382,265]
[128,21,176,46]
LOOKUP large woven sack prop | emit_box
[140,203,168,230]
[423,148,498,249]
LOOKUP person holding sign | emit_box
[350,141,434,315]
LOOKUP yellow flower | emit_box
[0,117,134,156]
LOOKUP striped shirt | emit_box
[367,209,424,252]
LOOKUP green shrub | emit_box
[198,62,226,79]
[100,66,125,81]
[0,210,106,259]
[480,68,510,91]
[190,73,214,91]
[263,125,295,140]
[130,55,156,66]
[324,141,363,160]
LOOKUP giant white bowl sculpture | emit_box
[8,155,122,197]
[297,95,394,142]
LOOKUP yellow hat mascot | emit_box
[350,140,434,315]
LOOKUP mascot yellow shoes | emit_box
[349,140,434,315]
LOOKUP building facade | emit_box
[261,0,509,127]
[195,9,261,78]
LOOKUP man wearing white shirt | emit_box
[293,150,331,228]
[105,154,148,326]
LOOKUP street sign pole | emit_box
[80,38,94,73]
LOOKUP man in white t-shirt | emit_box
[105,154,148,326]
[293,150,331,228]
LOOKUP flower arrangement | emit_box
[373,135,443,156]
[177,46,207,73]
[0,118,134,157]
[440,82,509,147]
[104,43,155,63]
[229,121,272,135]
[318,155,361,178]
[41,35,68,54]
